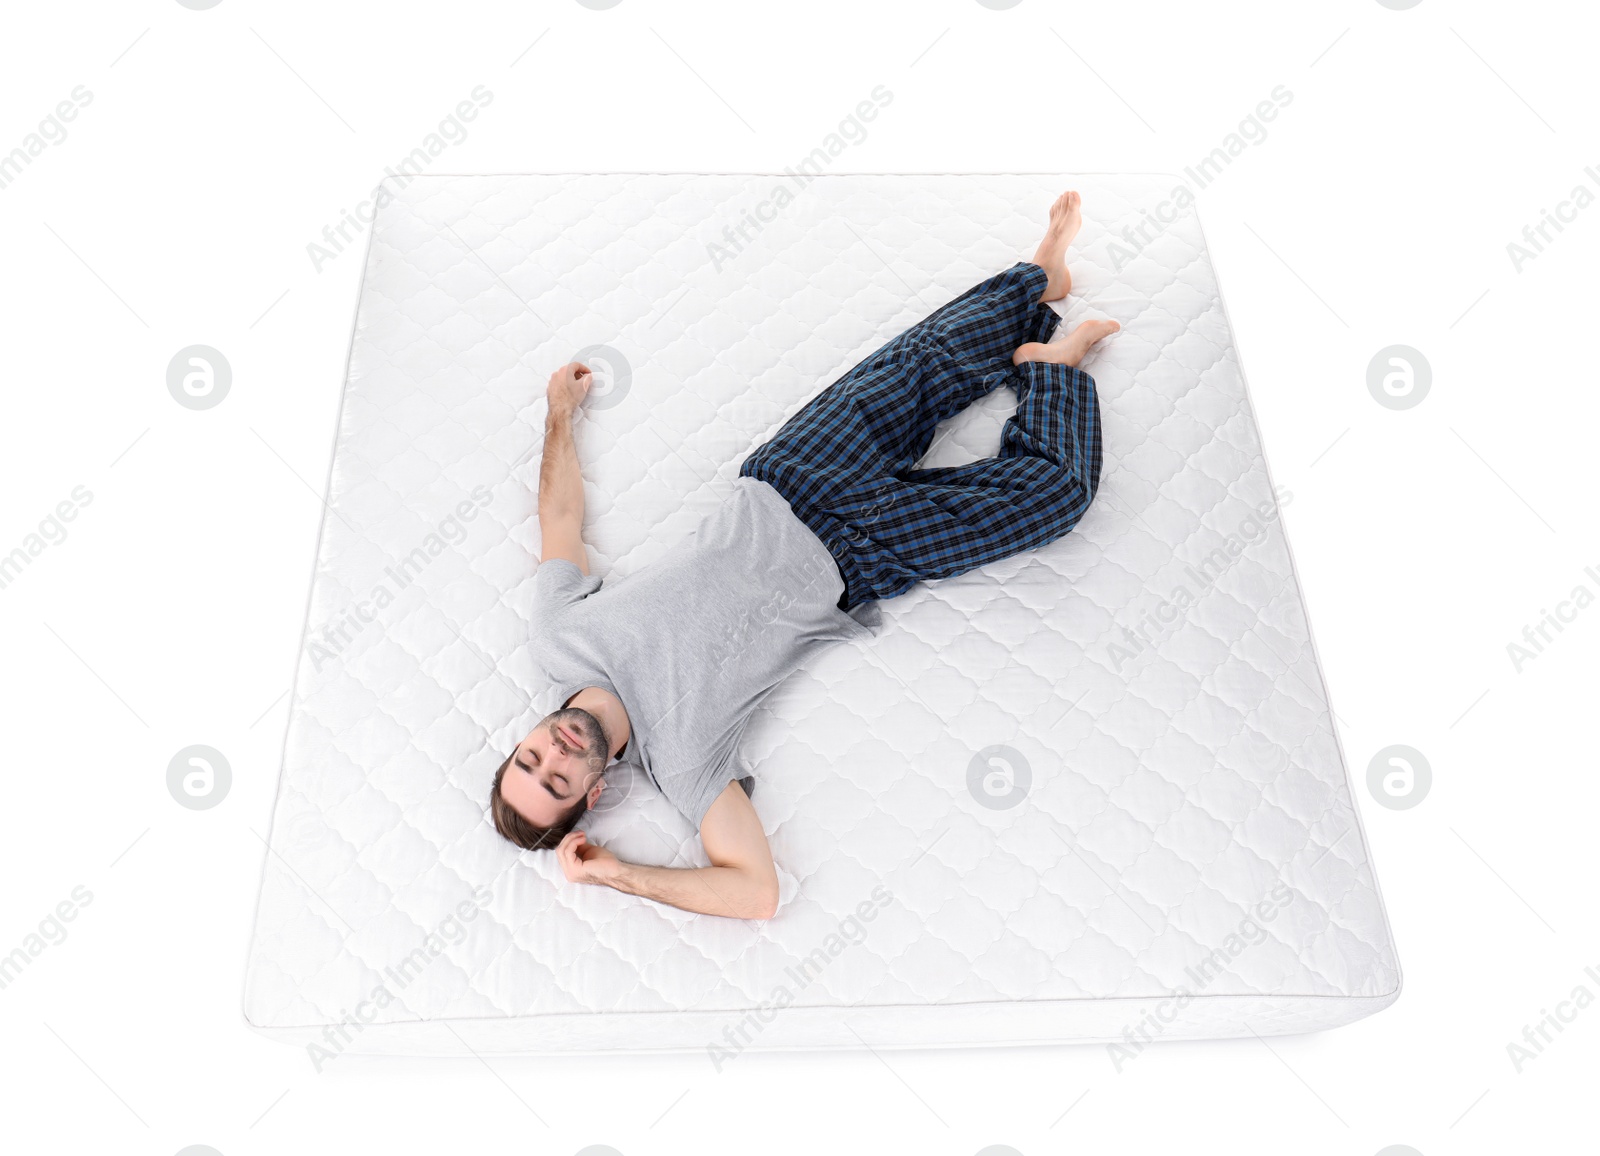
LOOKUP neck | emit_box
[566,686,632,760]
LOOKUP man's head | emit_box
[489,706,612,850]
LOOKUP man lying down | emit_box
[488,190,1117,919]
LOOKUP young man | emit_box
[489,191,1117,920]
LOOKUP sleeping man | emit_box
[488,190,1117,919]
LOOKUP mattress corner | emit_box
[239,997,275,1039]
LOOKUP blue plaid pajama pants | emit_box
[740,261,1103,611]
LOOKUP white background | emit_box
[1,1,1595,1153]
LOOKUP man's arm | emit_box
[540,362,592,573]
[555,781,780,920]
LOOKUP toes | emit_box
[1070,319,1118,345]
[1081,320,1120,345]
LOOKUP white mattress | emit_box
[242,173,1400,1055]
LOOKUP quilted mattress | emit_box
[243,173,1400,1055]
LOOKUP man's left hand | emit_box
[556,830,621,885]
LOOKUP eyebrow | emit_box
[521,757,567,801]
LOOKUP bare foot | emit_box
[1032,191,1082,302]
[1012,318,1120,367]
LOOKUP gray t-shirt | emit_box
[529,477,879,827]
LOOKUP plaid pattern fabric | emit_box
[741,262,1103,610]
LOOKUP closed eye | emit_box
[516,746,568,799]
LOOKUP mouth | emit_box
[557,723,586,751]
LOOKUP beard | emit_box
[548,705,611,772]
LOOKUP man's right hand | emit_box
[547,362,593,421]
[539,363,591,571]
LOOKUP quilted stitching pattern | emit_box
[242,174,1398,1049]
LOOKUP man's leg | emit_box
[850,333,1114,600]
[746,311,1116,606]
[746,261,1054,482]
[741,263,1051,597]
[743,191,1112,607]
[744,192,1085,481]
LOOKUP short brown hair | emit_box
[488,749,589,850]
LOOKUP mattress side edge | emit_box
[238,173,390,1023]
[239,990,1404,1055]
[1188,202,1404,999]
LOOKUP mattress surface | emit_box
[242,173,1400,1055]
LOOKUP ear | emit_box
[586,776,605,809]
